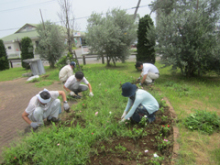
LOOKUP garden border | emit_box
[163,97,180,165]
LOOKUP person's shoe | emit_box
[72,95,81,99]
[47,117,60,122]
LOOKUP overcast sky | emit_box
[0,0,156,39]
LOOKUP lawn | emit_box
[0,62,219,165]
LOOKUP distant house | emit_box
[1,23,84,59]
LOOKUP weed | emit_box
[184,110,220,134]
[161,115,168,122]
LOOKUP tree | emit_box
[86,8,137,66]
[0,39,9,71]
[150,0,220,77]
[36,21,65,68]
[58,0,81,70]
[137,15,156,64]
[21,37,34,69]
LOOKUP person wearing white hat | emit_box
[120,82,159,123]
[22,88,70,129]
[59,61,76,83]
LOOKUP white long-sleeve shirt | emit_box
[124,89,159,119]
[59,65,73,80]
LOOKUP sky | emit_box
[0,0,156,39]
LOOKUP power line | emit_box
[0,4,150,32]
[0,0,56,13]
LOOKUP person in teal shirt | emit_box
[120,82,159,123]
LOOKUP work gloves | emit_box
[121,111,127,119]
[70,91,75,96]
[89,92,94,97]
[138,77,141,80]
[63,101,70,112]
[30,122,42,129]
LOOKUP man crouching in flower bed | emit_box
[120,82,159,123]
[22,88,70,129]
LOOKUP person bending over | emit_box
[22,88,70,129]
[135,62,159,86]
[120,82,159,123]
[63,71,94,99]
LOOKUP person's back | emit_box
[143,63,159,74]
[59,64,74,83]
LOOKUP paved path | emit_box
[0,78,66,161]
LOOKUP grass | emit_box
[1,61,220,164]
[0,67,30,81]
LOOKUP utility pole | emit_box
[134,0,141,20]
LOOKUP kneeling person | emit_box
[22,89,70,129]
[120,82,159,123]
[63,71,94,99]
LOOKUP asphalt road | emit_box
[9,48,137,68]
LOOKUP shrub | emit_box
[0,39,9,71]
[21,37,34,69]
[137,15,156,64]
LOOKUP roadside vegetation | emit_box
[0,62,219,165]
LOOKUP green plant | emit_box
[184,110,220,134]
[161,115,168,122]
[0,39,9,71]
[149,156,164,165]
[160,125,171,136]
[115,143,127,153]
[139,115,148,127]
[21,37,34,69]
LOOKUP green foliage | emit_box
[184,110,220,134]
[160,125,171,136]
[137,15,156,64]
[153,0,220,77]
[0,39,9,71]
[86,8,137,66]
[56,52,82,71]
[21,37,34,69]
[36,21,65,68]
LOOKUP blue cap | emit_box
[121,82,137,97]
[70,61,76,67]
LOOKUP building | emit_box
[1,23,84,59]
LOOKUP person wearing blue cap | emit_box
[59,61,76,83]
[120,82,159,123]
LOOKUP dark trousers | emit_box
[131,104,157,123]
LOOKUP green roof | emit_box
[1,30,39,42]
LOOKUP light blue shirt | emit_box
[124,89,159,119]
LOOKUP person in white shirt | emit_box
[63,71,94,99]
[22,88,70,129]
[135,62,159,85]
[59,61,76,83]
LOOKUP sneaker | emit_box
[47,117,60,122]
[72,95,81,99]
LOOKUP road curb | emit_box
[164,97,180,165]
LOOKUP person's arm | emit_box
[63,85,71,93]
[141,74,147,84]
[121,98,132,119]
[58,91,67,102]
[58,91,70,112]
[22,111,32,124]
[124,97,142,120]
[87,83,92,93]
